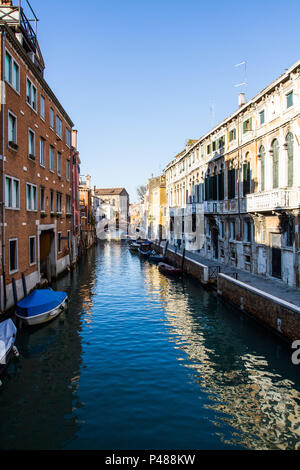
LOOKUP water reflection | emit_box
[143,264,300,450]
[0,248,98,450]
[0,243,299,450]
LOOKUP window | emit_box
[66,195,71,214]
[244,220,252,243]
[40,95,45,120]
[66,128,71,147]
[57,152,61,176]
[259,110,265,125]
[49,145,54,172]
[50,190,54,212]
[230,221,236,240]
[286,133,294,187]
[26,78,37,111]
[243,160,251,196]
[40,137,45,166]
[220,221,224,239]
[229,128,236,142]
[40,187,45,212]
[57,232,62,253]
[28,129,35,158]
[56,115,62,138]
[243,118,252,133]
[5,176,19,209]
[259,145,266,191]
[50,108,54,129]
[67,231,71,250]
[8,111,17,147]
[5,51,19,92]
[66,160,70,181]
[26,183,37,211]
[272,139,279,189]
[207,144,212,154]
[56,192,62,213]
[212,141,216,151]
[218,136,225,149]
[29,236,36,265]
[228,167,236,199]
[9,239,18,274]
[287,91,293,108]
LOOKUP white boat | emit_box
[15,289,68,326]
[0,319,19,385]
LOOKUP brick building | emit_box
[0,1,75,310]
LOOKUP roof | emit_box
[95,188,128,196]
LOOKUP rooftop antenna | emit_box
[234,60,247,99]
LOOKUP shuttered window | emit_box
[272,139,279,189]
[286,133,294,187]
[228,168,236,199]
[243,162,251,196]
[259,145,265,191]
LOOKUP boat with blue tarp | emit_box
[15,289,68,326]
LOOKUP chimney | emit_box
[72,129,78,149]
[86,175,91,188]
[238,93,245,107]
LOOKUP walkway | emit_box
[164,243,300,309]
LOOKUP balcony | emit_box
[246,189,300,213]
[204,198,247,214]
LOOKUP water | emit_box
[0,242,299,450]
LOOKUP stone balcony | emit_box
[246,189,300,213]
[204,198,247,214]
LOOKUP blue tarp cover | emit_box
[16,289,67,318]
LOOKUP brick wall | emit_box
[217,273,300,341]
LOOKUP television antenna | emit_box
[234,60,247,99]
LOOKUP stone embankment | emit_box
[154,242,300,342]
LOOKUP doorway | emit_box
[40,229,55,282]
[271,233,282,279]
[212,227,219,260]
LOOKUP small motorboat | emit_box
[149,253,165,262]
[0,319,19,385]
[129,242,140,252]
[158,262,183,277]
[15,289,68,326]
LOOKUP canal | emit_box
[0,242,299,450]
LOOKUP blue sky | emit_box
[33,0,300,202]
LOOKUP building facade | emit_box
[94,188,129,232]
[165,60,300,287]
[0,1,75,309]
[145,175,167,241]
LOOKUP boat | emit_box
[15,289,68,326]
[149,253,165,262]
[0,319,19,385]
[138,246,152,257]
[129,242,140,252]
[158,262,183,277]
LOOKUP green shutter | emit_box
[272,140,279,188]
[287,133,294,187]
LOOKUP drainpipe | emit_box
[1,30,6,311]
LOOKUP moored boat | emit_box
[0,319,19,385]
[149,253,165,262]
[158,262,182,277]
[138,247,153,257]
[15,289,68,326]
[129,242,140,252]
